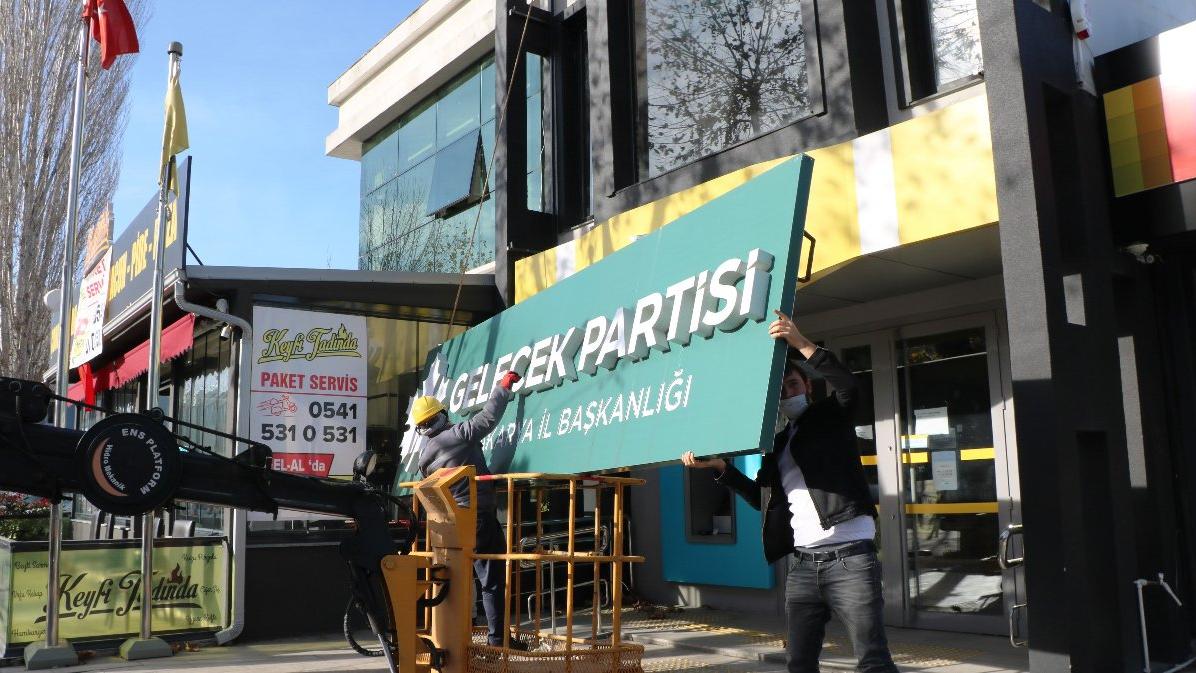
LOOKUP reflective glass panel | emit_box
[426,130,483,216]
[481,120,496,178]
[929,0,983,88]
[360,123,399,196]
[896,327,1001,618]
[388,159,435,239]
[481,59,496,122]
[841,346,881,525]
[437,70,481,146]
[399,99,437,172]
[359,183,389,256]
[527,92,543,212]
[636,0,814,177]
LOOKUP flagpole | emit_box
[120,41,182,663]
[26,10,91,670]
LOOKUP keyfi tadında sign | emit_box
[250,306,368,477]
[398,155,813,478]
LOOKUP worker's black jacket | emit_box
[715,347,877,564]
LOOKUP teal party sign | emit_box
[397,155,813,477]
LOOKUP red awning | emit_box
[68,313,196,402]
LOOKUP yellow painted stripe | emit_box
[859,447,995,466]
[890,95,999,244]
[575,156,790,274]
[514,245,558,303]
[905,502,999,515]
[514,90,998,302]
[803,142,860,275]
[959,447,995,461]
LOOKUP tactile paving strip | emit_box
[642,655,746,672]
[614,608,983,668]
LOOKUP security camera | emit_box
[219,324,233,341]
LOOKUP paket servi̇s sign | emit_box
[396,155,813,480]
[0,540,226,652]
[249,306,368,478]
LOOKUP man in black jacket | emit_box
[682,310,898,673]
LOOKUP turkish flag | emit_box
[83,0,139,70]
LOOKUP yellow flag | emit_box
[160,65,189,192]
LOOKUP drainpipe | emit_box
[173,276,251,645]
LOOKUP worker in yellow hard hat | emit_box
[411,396,447,434]
[412,369,524,649]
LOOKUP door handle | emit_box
[798,231,816,283]
[998,523,1023,569]
[1008,602,1027,648]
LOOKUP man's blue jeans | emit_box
[785,548,899,673]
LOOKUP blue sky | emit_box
[111,1,420,269]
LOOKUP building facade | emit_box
[326,1,1196,671]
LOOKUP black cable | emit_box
[48,392,263,454]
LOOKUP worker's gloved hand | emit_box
[499,371,521,391]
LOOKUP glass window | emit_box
[481,59,496,122]
[399,99,437,172]
[389,159,435,238]
[426,130,484,216]
[685,465,735,542]
[360,123,399,196]
[928,0,982,88]
[360,57,497,273]
[841,345,881,510]
[359,185,388,259]
[437,70,481,146]
[481,120,496,176]
[441,200,495,272]
[527,93,544,211]
[897,0,982,102]
[527,52,542,101]
[635,0,814,178]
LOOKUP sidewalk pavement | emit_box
[1,636,777,673]
[570,606,1030,673]
[0,606,1028,672]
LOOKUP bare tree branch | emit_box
[640,0,811,176]
[0,0,147,379]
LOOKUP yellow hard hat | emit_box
[411,396,446,427]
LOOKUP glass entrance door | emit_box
[826,313,1015,635]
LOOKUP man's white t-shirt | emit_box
[777,422,875,548]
